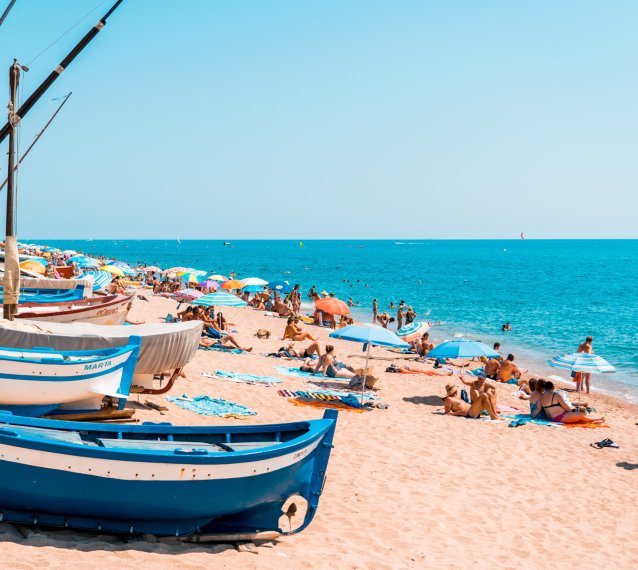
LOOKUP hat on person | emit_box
[443,383,457,397]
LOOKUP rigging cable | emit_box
[25,0,108,68]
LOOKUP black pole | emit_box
[0,0,123,145]
[3,60,19,320]
[0,0,17,28]
[0,92,72,192]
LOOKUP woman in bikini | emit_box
[538,381,604,424]
[315,345,359,380]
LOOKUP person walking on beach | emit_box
[577,336,594,394]
[372,298,378,324]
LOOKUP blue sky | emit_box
[0,0,635,239]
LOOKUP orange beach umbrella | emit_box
[315,297,350,316]
[221,279,246,290]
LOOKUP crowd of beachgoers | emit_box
[4,242,636,568]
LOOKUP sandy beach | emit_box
[0,294,635,569]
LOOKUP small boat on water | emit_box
[0,409,338,537]
[0,337,140,416]
[15,294,133,325]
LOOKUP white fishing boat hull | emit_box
[15,294,133,325]
[0,339,140,416]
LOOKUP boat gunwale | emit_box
[16,294,132,319]
[0,416,334,465]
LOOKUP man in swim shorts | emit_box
[498,353,521,382]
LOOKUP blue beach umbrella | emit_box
[242,284,265,293]
[330,324,409,401]
[427,339,499,360]
[192,292,248,308]
[268,280,293,294]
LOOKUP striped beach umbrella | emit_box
[396,321,431,342]
[179,272,202,284]
[192,292,248,308]
[546,353,616,374]
[77,270,113,292]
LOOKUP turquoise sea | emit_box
[39,239,638,402]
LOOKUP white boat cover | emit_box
[20,277,93,296]
[0,319,202,374]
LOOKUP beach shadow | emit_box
[616,461,638,471]
[402,395,442,407]
[0,525,276,555]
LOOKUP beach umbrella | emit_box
[76,270,113,292]
[209,274,228,281]
[164,267,189,275]
[242,284,265,293]
[427,339,499,360]
[197,280,220,290]
[62,250,77,256]
[315,297,349,316]
[221,279,246,290]
[268,280,293,294]
[100,265,125,277]
[330,324,410,401]
[547,352,616,408]
[137,265,161,273]
[19,260,46,274]
[192,292,248,308]
[242,277,268,286]
[111,261,132,269]
[396,321,431,342]
[24,257,48,266]
[174,288,203,301]
[179,272,202,284]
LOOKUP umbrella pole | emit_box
[361,342,371,404]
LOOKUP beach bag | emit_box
[255,329,271,339]
[355,368,379,389]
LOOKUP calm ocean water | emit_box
[39,239,638,401]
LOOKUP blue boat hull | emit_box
[0,411,337,536]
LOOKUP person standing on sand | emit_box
[372,298,378,324]
[577,336,594,394]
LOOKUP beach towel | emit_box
[278,388,378,400]
[198,345,243,354]
[204,371,283,385]
[166,395,256,417]
[286,398,365,413]
[276,366,317,378]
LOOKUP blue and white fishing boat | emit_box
[0,337,141,416]
[0,409,338,537]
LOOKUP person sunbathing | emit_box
[484,357,501,379]
[283,316,318,341]
[537,381,603,424]
[315,345,360,380]
[274,300,293,317]
[460,371,498,411]
[497,353,522,382]
[199,335,252,352]
[416,332,434,356]
[442,383,500,420]
[274,341,321,359]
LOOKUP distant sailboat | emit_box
[177,235,181,245]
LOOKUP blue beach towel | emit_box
[198,345,243,354]
[166,395,256,417]
[276,366,317,378]
[207,371,283,385]
[505,413,561,428]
